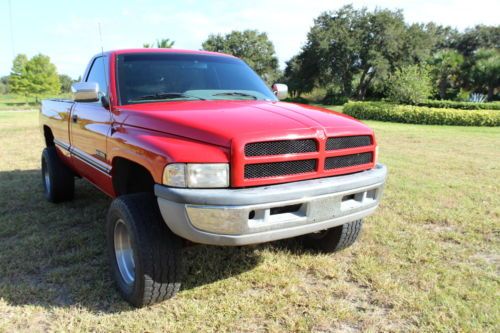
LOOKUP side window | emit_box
[86,57,108,98]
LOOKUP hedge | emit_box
[415,100,500,110]
[343,102,500,126]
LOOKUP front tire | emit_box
[41,147,74,203]
[300,219,363,253]
[106,193,183,307]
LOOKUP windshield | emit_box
[116,53,277,105]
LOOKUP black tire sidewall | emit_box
[41,147,74,203]
[41,150,54,201]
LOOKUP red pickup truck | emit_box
[40,48,387,307]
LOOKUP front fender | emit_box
[107,125,230,183]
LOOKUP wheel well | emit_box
[43,126,54,147]
[112,158,155,196]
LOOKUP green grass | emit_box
[0,110,499,332]
[0,94,71,111]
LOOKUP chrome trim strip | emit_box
[71,147,111,174]
[53,138,111,174]
[53,138,70,151]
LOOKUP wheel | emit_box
[106,192,183,307]
[41,146,74,203]
[300,219,363,253]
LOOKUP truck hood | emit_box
[115,101,372,147]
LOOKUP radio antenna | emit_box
[8,0,15,58]
[97,23,110,107]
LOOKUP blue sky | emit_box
[1,0,499,79]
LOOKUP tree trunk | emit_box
[356,68,369,99]
[358,69,375,101]
[487,84,494,101]
[439,78,447,100]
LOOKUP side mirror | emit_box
[272,83,288,100]
[72,82,99,102]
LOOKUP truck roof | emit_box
[97,48,236,58]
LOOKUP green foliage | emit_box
[282,54,316,97]
[430,49,464,99]
[143,38,175,48]
[58,74,74,93]
[454,25,500,56]
[322,88,349,105]
[8,54,29,96]
[8,54,60,96]
[0,76,9,94]
[282,96,310,104]
[386,65,433,104]
[284,5,448,100]
[470,48,500,101]
[416,99,500,110]
[344,101,500,126]
[202,30,279,84]
[282,6,498,102]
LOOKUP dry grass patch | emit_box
[0,110,499,332]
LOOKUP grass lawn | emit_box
[0,110,499,332]
[0,94,70,111]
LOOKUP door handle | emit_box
[72,114,78,123]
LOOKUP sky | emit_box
[1,0,499,79]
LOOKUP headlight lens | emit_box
[163,163,229,188]
[374,145,379,164]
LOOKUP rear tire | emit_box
[41,147,74,203]
[106,192,183,307]
[300,219,363,253]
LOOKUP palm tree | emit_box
[143,38,175,48]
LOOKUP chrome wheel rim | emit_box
[114,219,135,285]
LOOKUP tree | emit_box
[59,74,75,93]
[283,54,317,97]
[470,48,500,101]
[0,76,10,94]
[430,49,464,99]
[202,30,279,83]
[455,25,500,57]
[8,54,29,96]
[386,64,433,104]
[8,53,60,97]
[295,6,424,99]
[143,38,175,48]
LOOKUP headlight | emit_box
[163,163,229,188]
[374,145,379,164]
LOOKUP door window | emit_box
[86,56,109,97]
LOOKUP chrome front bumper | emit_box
[155,164,387,246]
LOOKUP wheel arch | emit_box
[112,157,157,196]
[43,125,55,147]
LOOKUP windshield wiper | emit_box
[213,92,258,100]
[132,92,205,101]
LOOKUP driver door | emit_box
[69,56,113,191]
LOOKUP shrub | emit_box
[283,96,310,104]
[343,102,500,126]
[386,65,433,104]
[416,100,500,110]
[322,93,348,105]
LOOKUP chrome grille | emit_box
[245,160,317,179]
[245,139,317,157]
[326,136,371,150]
[325,153,373,170]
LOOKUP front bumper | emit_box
[155,164,387,246]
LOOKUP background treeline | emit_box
[282,5,499,103]
[1,5,498,105]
